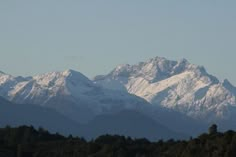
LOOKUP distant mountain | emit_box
[0,72,27,98]
[83,110,186,140]
[3,58,236,137]
[0,69,205,137]
[0,69,207,136]
[94,57,236,124]
[0,70,148,123]
[0,96,83,135]
[0,96,187,140]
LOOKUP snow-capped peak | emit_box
[32,69,92,88]
[62,69,92,84]
[104,56,213,83]
[0,69,153,124]
[149,56,170,63]
[0,69,96,106]
[62,69,86,78]
[94,56,236,122]
[0,71,26,98]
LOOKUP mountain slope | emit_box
[83,110,186,140]
[94,57,236,122]
[0,70,150,123]
[0,72,27,98]
[0,96,187,140]
[0,96,83,135]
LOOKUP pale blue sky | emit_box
[0,1,236,83]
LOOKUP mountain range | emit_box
[0,97,184,140]
[94,57,236,122]
[1,56,236,140]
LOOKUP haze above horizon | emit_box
[1,1,236,84]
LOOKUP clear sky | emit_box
[0,1,236,84]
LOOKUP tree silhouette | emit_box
[208,124,217,134]
[1,125,236,157]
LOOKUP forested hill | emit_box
[0,125,236,157]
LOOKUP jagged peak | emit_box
[114,64,131,71]
[146,57,176,68]
[109,64,133,78]
[149,56,168,62]
[148,56,189,64]
[189,65,206,72]
[145,57,190,70]
[107,56,215,82]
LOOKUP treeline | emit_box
[0,125,236,157]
